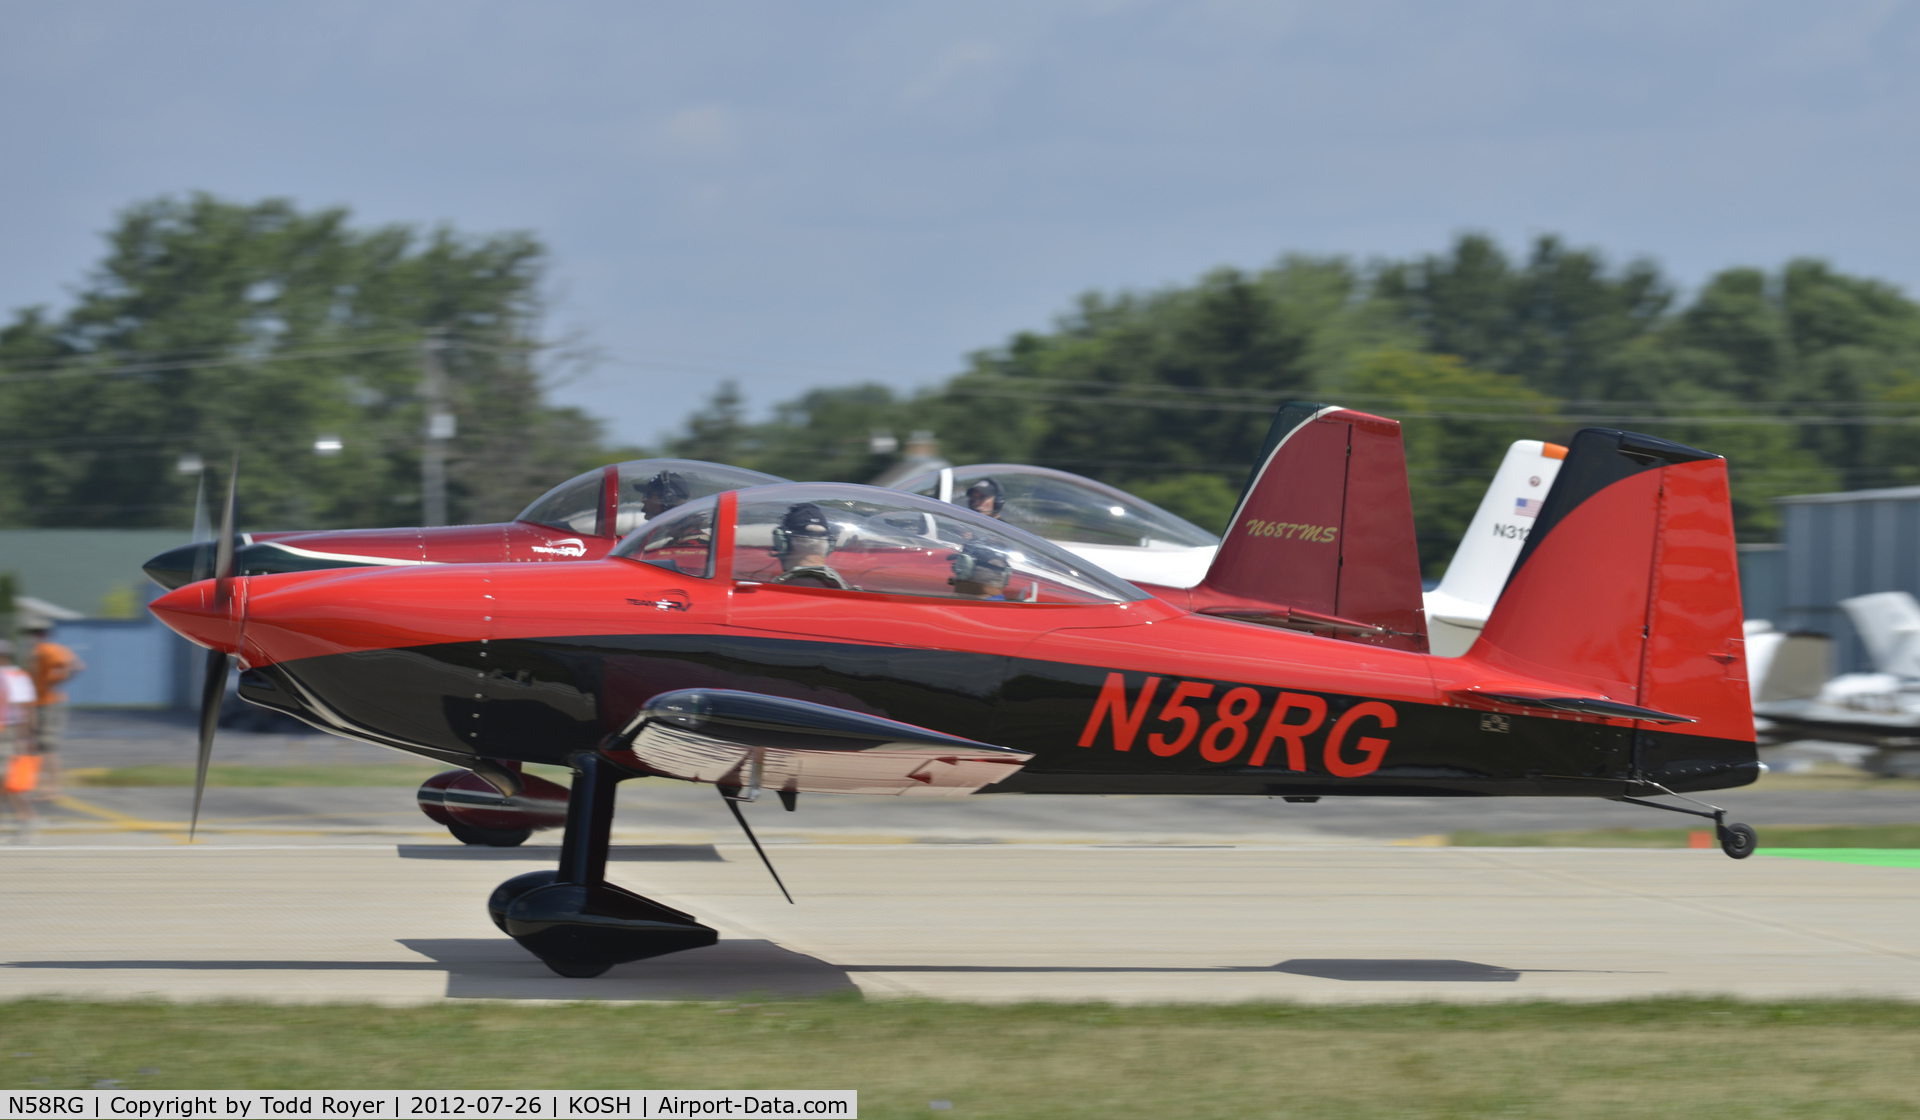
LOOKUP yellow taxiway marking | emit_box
[49,794,184,834]
[46,796,427,842]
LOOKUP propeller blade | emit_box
[189,471,211,583]
[192,649,229,841]
[213,452,238,586]
[719,787,793,904]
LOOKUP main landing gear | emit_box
[1615,782,1757,859]
[488,753,718,978]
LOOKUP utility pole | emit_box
[420,331,454,527]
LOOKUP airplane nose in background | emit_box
[150,580,243,654]
[143,542,216,590]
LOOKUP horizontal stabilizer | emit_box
[1197,605,1409,638]
[1446,688,1695,724]
[602,689,1032,797]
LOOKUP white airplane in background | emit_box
[1750,591,1920,769]
[895,439,1569,656]
[1419,440,1566,656]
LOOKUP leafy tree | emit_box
[1339,349,1556,574]
[0,194,608,530]
[1373,234,1671,401]
[654,233,1920,565]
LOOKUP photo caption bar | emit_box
[2,1091,855,1120]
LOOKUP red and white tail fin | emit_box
[1462,428,1753,744]
[1190,402,1427,652]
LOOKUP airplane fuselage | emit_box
[191,554,1757,798]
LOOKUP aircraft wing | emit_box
[1752,696,1920,748]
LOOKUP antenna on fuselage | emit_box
[717,784,794,904]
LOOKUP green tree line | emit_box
[0,194,616,531]
[666,237,1920,572]
[9,198,1920,577]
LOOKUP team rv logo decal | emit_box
[1077,672,1396,777]
[1243,519,1338,543]
[627,589,692,612]
[531,537,588,557]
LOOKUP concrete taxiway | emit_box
[9,711,1918,1006]
[3,842,1918,1005]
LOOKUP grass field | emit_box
[1447,823,1920,849]
[1742,765,1920,791]
[3,998,1919,1117]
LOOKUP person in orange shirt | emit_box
[24,622,81,797]
[1,640,39,842]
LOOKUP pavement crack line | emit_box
[1465,850,1920,966]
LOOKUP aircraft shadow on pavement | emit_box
[1272,959,1654,981]
[394,844,724,862]
[5,938,859,1002]
[835,959,1647,981]
[398,938,860,1000]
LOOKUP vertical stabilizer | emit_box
[1465,428,1753,745]
[1839,592,1920,678]
[1191,403,1427,651]
[1424,440,1568,656]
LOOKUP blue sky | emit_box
[4,1,1918,444]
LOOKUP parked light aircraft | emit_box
[149,403,1759,979]
[900,440,1566,656]
[1750,591,1920,769]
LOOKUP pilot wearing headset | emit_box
[949,541,1012,600]
[963,477,1005,519]
[637,471,691,520]
[769,503,854,590]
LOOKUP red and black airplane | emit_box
[148,403,1760,978]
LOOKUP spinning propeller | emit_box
[190,454,239,841]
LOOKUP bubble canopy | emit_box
[890,464,1219,550]
[613,483,1149,605]
[519,459,789,536]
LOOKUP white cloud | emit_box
[900,40,1004,105]
[661,104,740,158]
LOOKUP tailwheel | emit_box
[448,821,532,847]
[1718,822,1758,860]
[492,754,717,978]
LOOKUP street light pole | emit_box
[421,332,454,527]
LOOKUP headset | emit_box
[949,542,1011,587]
[771,502,836,558]
[963,477,1005,516]
[638,471,691,509]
